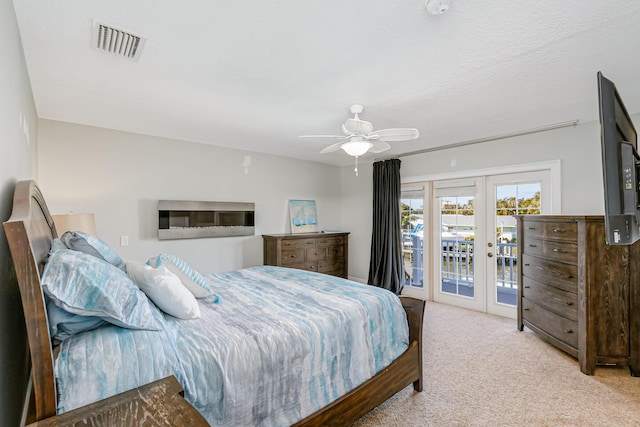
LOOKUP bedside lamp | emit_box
[52,212,97,236]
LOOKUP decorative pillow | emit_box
[61,231,126,271]
[147,253,219,301]
[45,238,68,265]
[125,260,200,320]
[50,238,67,253]
[46,300,106,343]
[42,250,161,331]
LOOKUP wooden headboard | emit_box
[3,180,58,421]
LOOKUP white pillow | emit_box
[126,260,200,320]
[147,253,218,300]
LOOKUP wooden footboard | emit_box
[293,296,425,426]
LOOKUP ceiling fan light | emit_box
[425,0,451,15]
[341,141,372,157]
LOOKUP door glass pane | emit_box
[494,183,541,306]
[440,196,475,297]
[401,195,424,288]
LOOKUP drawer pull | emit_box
[526,226,536,230]
[290,254,296,258]
[553,248,568,253]
[524,263,530,266]
[524,307,530,311]
[309,265,315,269]
[564,274,574,279]
[527,244,537,248]
[565,301,574,306]
[553,228,566,233]
[524,285,530,288]
[564,329,573,334]
[315,252,320,255]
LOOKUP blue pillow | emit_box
[42,250,161,331]
[50,238,67,253]
[61,231,126,271]
[147,253,219,302]
[46,300,106,343]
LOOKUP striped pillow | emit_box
[147,253,219,302]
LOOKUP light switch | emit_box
[120,236,129,247]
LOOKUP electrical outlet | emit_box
[120,236,129,247]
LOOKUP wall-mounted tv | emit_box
[598,71,640,245]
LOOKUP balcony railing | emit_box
[403,235,518,304]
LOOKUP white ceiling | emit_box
[12,0,640,166]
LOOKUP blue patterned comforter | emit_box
[54,266,409,425]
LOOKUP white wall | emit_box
[38,120,344,274]
[342,118,614,281]
[38,109,639,286]
[0,1,39,425]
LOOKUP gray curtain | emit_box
[368,159,403,295]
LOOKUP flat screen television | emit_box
[598,71,640,245]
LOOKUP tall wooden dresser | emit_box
[262,232,349,278]
[516,215,640,375]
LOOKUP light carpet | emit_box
[354,301,640,426]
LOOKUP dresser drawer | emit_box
[317,236,345,247]
[284,260,318,272]
[521,254,577,293]
[522,298,578,349]
[281,238,316,249]
[281,248,306,265]
[522,221,578,242]
[327,246,344,259]
[306,247,327,261]
[319,261,344,275]
[522,237,577,263]
[522,276,577,321]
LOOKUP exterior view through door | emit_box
[401,170,551,318]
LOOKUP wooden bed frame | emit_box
[4,180,425,426]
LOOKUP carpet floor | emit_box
[354,301,640,426]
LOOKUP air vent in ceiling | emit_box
[92,21,146,61]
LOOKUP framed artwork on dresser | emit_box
[289,199,318,233]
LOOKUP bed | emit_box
[4,180,425,426]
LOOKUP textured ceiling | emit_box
[12,0,640,166]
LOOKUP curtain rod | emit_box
[376,119,580,161]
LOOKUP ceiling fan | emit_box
[299,104,419,175]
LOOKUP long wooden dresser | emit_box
[516,215,640,375]
[262,232,349,278]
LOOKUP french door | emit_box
[485,171,551,317]
[428,170,552,317]
[431,178,486,312]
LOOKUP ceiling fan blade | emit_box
[368,140,392,153]
[320,140,348,154]
[299,135,345,139]
[370,128,419,141]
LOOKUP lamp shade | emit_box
[52,213,97,236]
[341,140,372,157]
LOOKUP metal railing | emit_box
[403,235,518,290]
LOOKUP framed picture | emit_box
[289,200,318,233]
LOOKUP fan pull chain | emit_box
[354,155,359,176]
